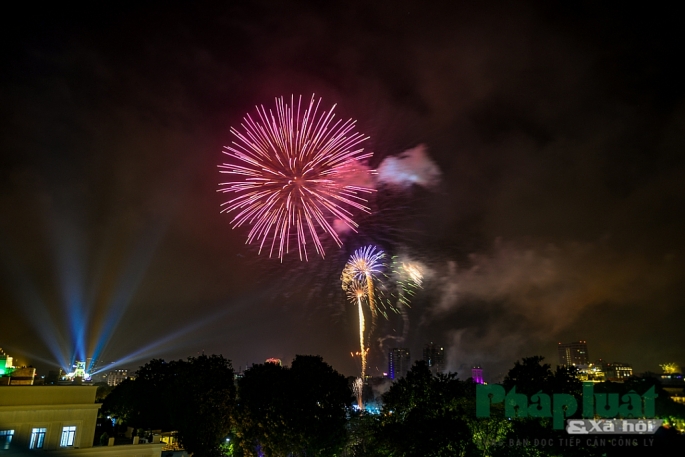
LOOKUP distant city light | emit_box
[64,361,91,381]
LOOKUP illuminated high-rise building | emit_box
[471,366,484,384]
[106,369,129,387]
[0,348,14,376]
[388,348,410,380]
[558,341,589,366]
[603,363,633,380]
[422,342,445,374]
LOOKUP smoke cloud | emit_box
[426,239,682,380]
[377,144,442,189]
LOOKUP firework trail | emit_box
[346,279,368,383]
[218,95,374,261]
[342,246,387,409]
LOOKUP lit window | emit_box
[1,430,14,450]
[30,428,47,449]
[61,426,77,447]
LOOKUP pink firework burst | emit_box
[218,95,374,261]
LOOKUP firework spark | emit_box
[387,257,424,343]
[389,257,424,308]
[218,95,374,261]
[353,377,364,410]
[342,246,387,410]
[341,245,386,317]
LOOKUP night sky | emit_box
[1,1,684,382]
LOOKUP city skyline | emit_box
[2,1,684,381]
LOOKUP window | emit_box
[0,430,14,450]
[29,428,47,449]
[60,426,77,447]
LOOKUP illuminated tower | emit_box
[388,348,410,380]
[65,361,91,381]
[422,342,445,374]
[472,365,484,384]
[558,341,589,366]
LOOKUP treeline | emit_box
[101,355,685,457]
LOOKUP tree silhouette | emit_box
[233,355,352,457]
[376,361,475,457]
[102,354,235,457]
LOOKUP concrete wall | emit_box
[0,385,97,406]
[0,386,100,450]
[42,443,165,457]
